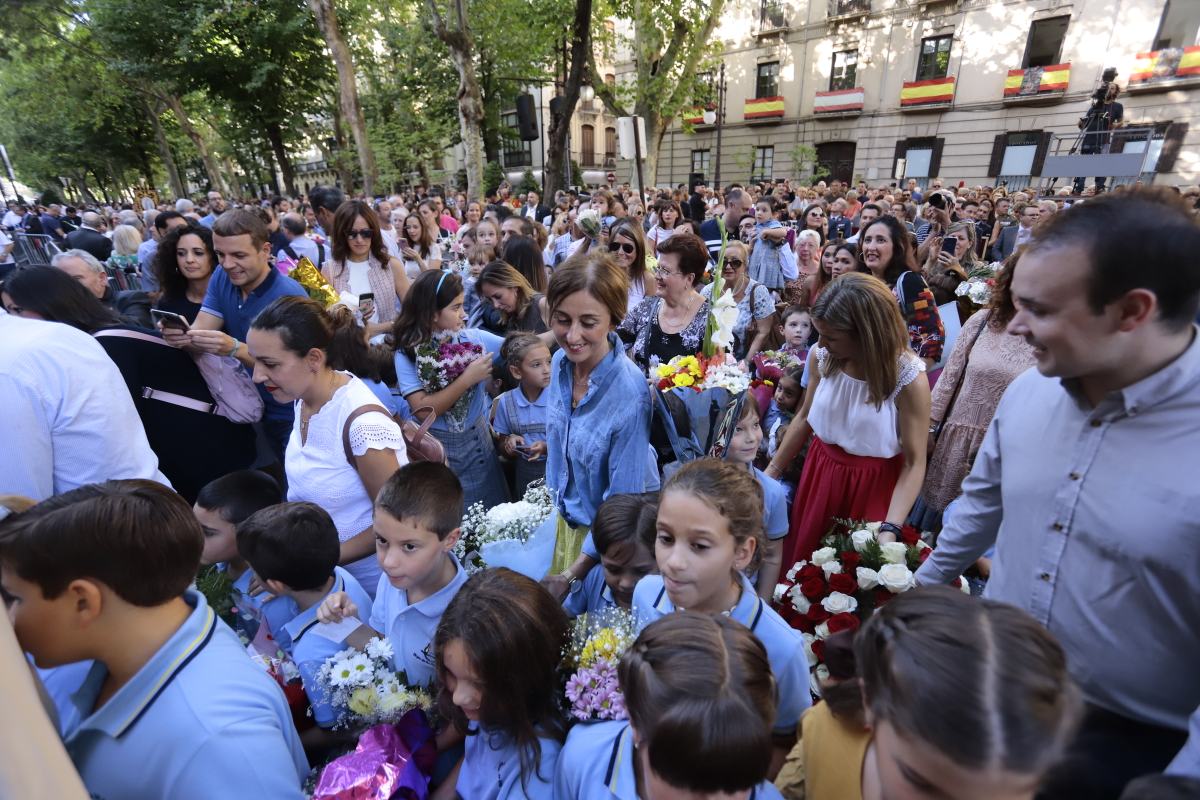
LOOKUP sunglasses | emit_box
[608,242,636,255]
[725,258,744,268]
[346,229,373,240]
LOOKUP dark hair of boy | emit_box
[236,502,340,592]
[0,480,201,606]
[195,470,283,526]
[593,492,659,554]
[375,462,463,539]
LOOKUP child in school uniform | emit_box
[493,333,552,496]
[0,480,308,799]
[563,492,658,618]
[434,568,568,799]
[234,502,374,735]
[193,470,292,643]
[316,462,468,693]
[556,612,785,799]
[632,459,810,778]
[710,393,790,600]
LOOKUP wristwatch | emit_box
[559,570,579,591]
[226,339,241,358]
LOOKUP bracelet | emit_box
[559,570,578,589]
[226,339,240,358]
[879,522,903,537]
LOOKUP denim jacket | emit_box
[546,333,652,528]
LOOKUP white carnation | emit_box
[785,561,807,582]
[787,584,811,614]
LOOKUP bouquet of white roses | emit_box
[313,637,434,730]
[955,262,1001,307]
[455,480,555,575]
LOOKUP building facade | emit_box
[620,0,1200,190]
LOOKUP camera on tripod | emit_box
[1092,67,1119,103]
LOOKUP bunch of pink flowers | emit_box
[564,659,626,721]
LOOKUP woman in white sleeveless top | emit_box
[247,296,408,597]
[766,273,931,567]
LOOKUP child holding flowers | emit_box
[632,458,810,777]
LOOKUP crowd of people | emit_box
[0,172,1198,800]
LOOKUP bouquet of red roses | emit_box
[772,519,966,693]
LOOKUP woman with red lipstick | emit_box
[248,295,408,596]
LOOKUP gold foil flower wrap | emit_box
[289,256,339,307]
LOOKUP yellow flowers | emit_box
[348,686,380,716]
[580,627,624,668]
[656,355,703,390]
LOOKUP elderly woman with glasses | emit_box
[321,200,411,338]
[699,239,774,363]
[617,232,710,373]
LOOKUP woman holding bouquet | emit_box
[320,200,410,339]
[765,273,930,567]
[698,239,773,363]
[391,270,510,511]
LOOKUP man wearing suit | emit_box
[991,202,1041,262]
[65,212,114,262]
[520,191,551,226]
[826,198,854,240]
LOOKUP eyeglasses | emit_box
[608,242,636,255]
[725,258,744,268]
[809,211,825,217]
[346,229,373,240]
[657,268,681,278]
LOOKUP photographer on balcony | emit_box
[1073,78,1124,195]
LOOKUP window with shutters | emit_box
[893,137,944,188]
[986,131,1052,189]
[604,127,617,166]
[831,50,858,91]
[916,35,953,81]
[752,146,774,182]
[580,124,596,167]
[692,149,711,176]
[1023,17,1069,68]
[756,62,781,98]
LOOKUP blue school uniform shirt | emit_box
[283,567,375,728]
[493,386,549,456]
[369,553,468,689]
[556,720,784,800]
[632,572,810,736]
[562,563,618,618]
[62,589,308,800]
[457,722,560,800]
[230,566,300,651]
[394,328,505,434]
[546,332,652,533]
[200,266,307,422]
[751,465,789,541]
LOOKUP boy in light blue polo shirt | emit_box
[0,480,308,800]
[317,462,467,691]
[236,501,374,730]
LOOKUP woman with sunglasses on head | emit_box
[321,200,411,339]
[699,239,773,364]
[606,218,652,314]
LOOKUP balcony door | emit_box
[815,141,856,184]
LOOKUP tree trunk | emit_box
[545,0,593,201]
[328,102,355,189]
[426,0,486,200]
[265,121,296,197]
[307,0,377,196]
[145,100,186,198]
[163,94,227,197]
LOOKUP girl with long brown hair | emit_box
[320,200,410,338]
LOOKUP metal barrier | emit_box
[12,233,60,267]
[1037,125,1160,194]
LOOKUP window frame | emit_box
[751,146,775,182]
[501,111,533,168]
[756,61,781,99]
[830,49,859,92]
[1022,16,1070,69]
[915,35,953,82]
[580,124,596,167]
[691,149,711,176]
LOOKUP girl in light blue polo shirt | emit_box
[631,458,810,769]
[434,568,568,800]
[493,332,552,496]
[392,270,509,511]
[555,612,784,799]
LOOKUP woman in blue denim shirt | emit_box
[541,251,653,599]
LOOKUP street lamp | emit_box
[701,63,726,188]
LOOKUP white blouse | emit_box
[285,373,408,593]
[806,347,924,459]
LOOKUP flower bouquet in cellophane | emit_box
[562,608,639,721]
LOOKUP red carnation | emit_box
[800,576,827,601]
[827,612,861,635]
[798,563,824,582]
[829,572,858,595]
[899,525,921,546]
[918,547,932,563]
[840,551,861,572]
[806,605,831,625]
[811,639,826,662]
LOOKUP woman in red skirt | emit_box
[765,273,931,568]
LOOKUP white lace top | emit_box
[285,373,408,591]
[806,347,924,458]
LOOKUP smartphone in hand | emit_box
[151,308,191,331]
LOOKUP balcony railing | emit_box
[759,0,786,30]
[1003,64,1070,101]
[828,0,869,19]
[1128,46,1200,92]
[900,76,956,109]
[744,96,785,121]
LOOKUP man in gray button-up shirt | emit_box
[917,188,1200,799]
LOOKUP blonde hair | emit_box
[111,224,142,257]
[812,273,909,408]
[478,261,537,324]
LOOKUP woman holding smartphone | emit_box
[154,223,216,323]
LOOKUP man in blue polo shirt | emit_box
[161,208,305,462]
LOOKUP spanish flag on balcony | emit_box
[1131,46,1200,82]
[744,96,785,119]
[1003,64,1070,96]
[900,76,956,107]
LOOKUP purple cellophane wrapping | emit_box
[312,710,435,800]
